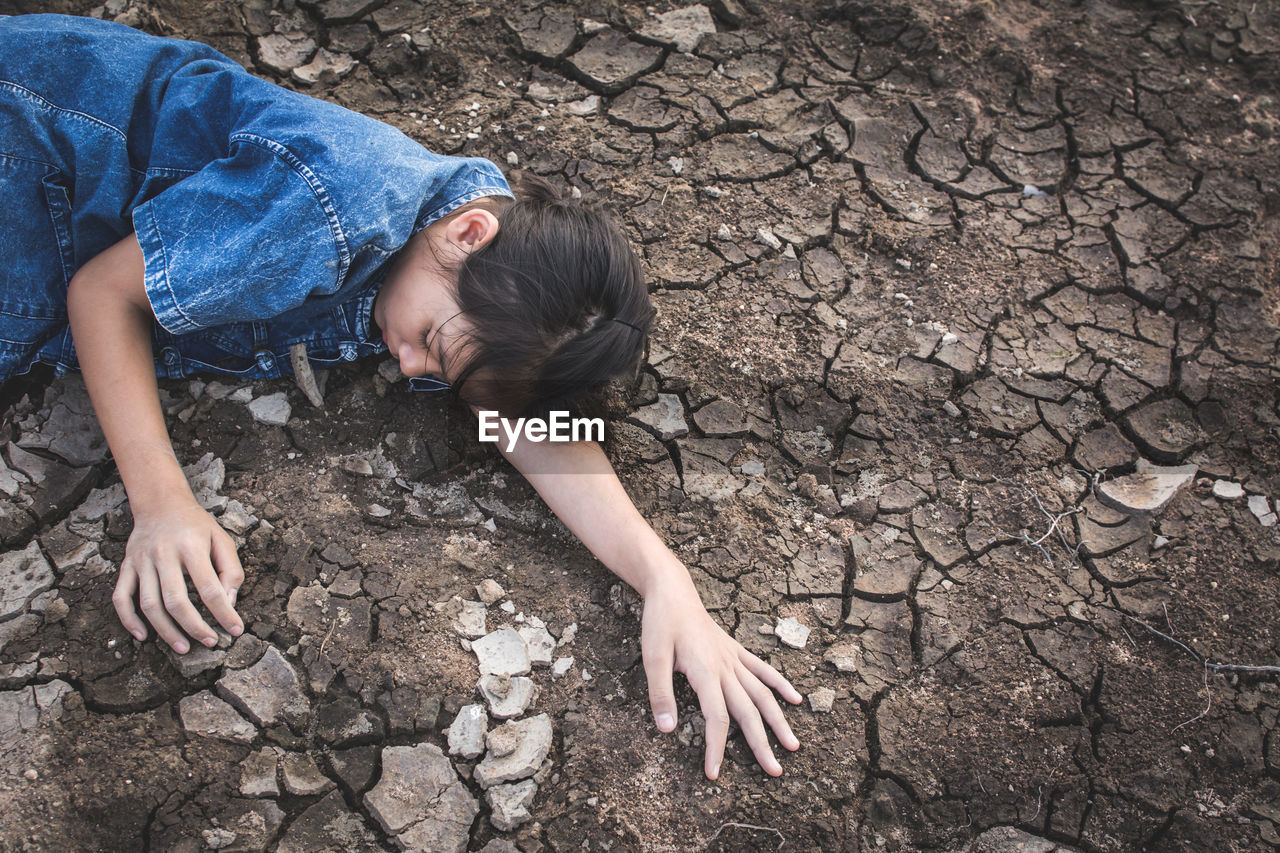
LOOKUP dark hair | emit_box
[448,173,653,418]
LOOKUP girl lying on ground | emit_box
[0,13,801,779]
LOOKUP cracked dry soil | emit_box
[1,0,1279,850]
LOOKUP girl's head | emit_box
[443,173,654,418]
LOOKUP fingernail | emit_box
[203,636,217,647]
[131,630,145,641]
[230,624,244,637]
[656,713,674,731]
[174,642,188,654]
[711,762,721,779]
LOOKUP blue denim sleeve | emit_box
[131,133,344,335]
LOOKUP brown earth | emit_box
[1,0,1279,851]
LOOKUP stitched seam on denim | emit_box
[0,150,60,172]
[133,203,195,333]
[144,166,199,177]
[415,185,517,234]
[229,132,351,286]
[0,80,127,142]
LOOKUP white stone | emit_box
[479,675,536,719]
[1260,513,1278,528]
[474,714,553,788]
[755,227,783,251]
[453,600,488,639]
[639,4,716,52]
[475,579,505,605]
[487,780,538,831]
[1212,479,1244,499]
[551,656,574,678]
[472,628,530,677]
[291,48,356,85]
[808,687,836,712]
[1249,494,1272,519]
[448,704,488,759]
[517,625,555,667]
[0,542,54,620]
[257,32,316,74]
[631,394,688,441]
[1098,462,1198,514]
[774,616,810,649]
[248,392,291,427]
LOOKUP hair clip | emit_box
[610,317,645,334]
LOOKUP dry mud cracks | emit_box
[2,0,1280,850]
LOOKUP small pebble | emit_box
[23,768,37,781]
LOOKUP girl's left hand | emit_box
[640,579,803,779]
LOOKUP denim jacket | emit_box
[0,14,512,383]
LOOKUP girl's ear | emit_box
[445,208,500,255]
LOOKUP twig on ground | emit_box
[998,489,1082,568]
[707,822,786,850]
[318,618,338,655]
[1172,664,1212,732]
[1106,607,1280,675]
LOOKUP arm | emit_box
[67,234,244,652]
[483,415,802,779]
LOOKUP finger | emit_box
[137,562,189,654]
[206,534,245,636]
[642,635,678,732]
[157,556,218,649]
[739,648,803,704]
[737,660,800,752]
[111,561,148,642]
[691,674,731,781]
[211,531,244,602]
[722,674,783,776]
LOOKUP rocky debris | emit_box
[247,392,292,427]
[475,578,505,604]
[850,526,924,597]
[0,541,54,620]
[472,628,531,677]
[16,379,108,466]
[364,743,477,853]
[0,680,72,739]
[808,687,836,712]
[474,714,553,788]
[694,399,749,436]
[316,695,385,747]
[257,32,316,74]
[1248,495,1277,526]
[774,616,811,649]
[1072,424,1137,473]
[630,394,689,440]
[286,583,372,648]
[292,48,357,85]
[178,691,258,744]
[1213,480,1245,500]
[517,623,556,667]
[1124,398,1204,463]
[551,656,574,678]
[639,5,716,52]
[878,479,928,513]
[281,752,336,796]
[453,599,488,638]
[824,643,859,673]
[479,674,536,719]
[567,30,664,93]
[276,790,382,852]
[1097,461,1197,514]
[956,826,1081,852]
[486,779,538,831]
[183,452,227,512]
[239,747,280,797]
[217,646,310,728]
[447,703,487,759]
[168,638,229,678]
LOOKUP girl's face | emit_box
[372,206,499,384]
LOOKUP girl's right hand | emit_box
[112,502,245,653]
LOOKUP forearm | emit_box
[497,435,696,599]
[67,234,194,513]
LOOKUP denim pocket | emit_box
[0,155,75,378]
